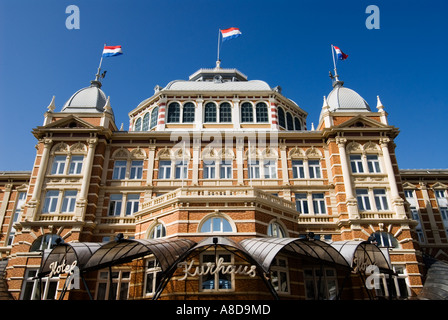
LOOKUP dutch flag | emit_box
[220,28,242,42]
[102,45,123,58]
[333,45,348,60]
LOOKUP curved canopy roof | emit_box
[83,238,195,273]
[330,240,392,272]
[327,81,371,112]
[61,81,108,113]
[240,237,351,273]
[38,242,102,277]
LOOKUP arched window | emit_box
[277,107,286,128]
[200,216,233,233]
[182,102,195,123]
[150,107,158,129]
[134,118,142,131]
[241,102,253,122]
[219,102,232,122]
[167,102,180,123]
[29,234,63,252]
[149,223,166,239]
[204,102,217,123]
[256,102,269,123]
[294,117,301,131]
[268,222,286,238]
[142,113,150,131]
[286,112,294,130]
[370,231,399,248]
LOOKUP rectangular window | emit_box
[203,160,216,179]
[51,155,66,175]
[356,189,371,211]
[271,257,289,294]
[312,193,326,214]
[295,193,309,214]
[435,190,448,208]
[61,190,77,213]
[95,270,131,300]
[248,160,260,179]
[129,160,143,179]
[42,190,59,213]
[8,192,27,246]
[108,194,123,216]
[21,269,59,300]
[292,160,305,179]
[175,160,188,179]
[158,160,171,179]
[308,160,322,179]
[68,155,84,174]
[404,190,417,207]
[125,194,140,215]
[374,189,389,211]
[304,268,338,300]
[112,160,127,179]
[200,253,233,292]
[263,160,277,179]
[144,258,161,296]
[350,155,364,173]
[220,160,232,179]
[367,155,381,173]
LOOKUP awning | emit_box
[240,237,351,273]
[38,242,102,277]
[330,240,392,273]
[82,238,195,273]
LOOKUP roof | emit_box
[61,80,108,113]
[327,81,371,112]
[163,79,272,92]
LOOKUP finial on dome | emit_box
[215,60,222,69]
[47,96,56,112]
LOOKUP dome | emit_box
[61,80,107,113]
[327,81,371,112]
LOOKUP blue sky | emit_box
[0,0,447,171]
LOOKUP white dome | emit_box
[327,81,371,112]
[62,80,107,113]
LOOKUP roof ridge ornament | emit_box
[47,96,56,112]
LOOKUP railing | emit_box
[38,214,76,222]
[141,186,296,211]
[359,212,395,219]
[98,216,136,225]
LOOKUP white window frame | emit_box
[292,160,305,179]
[129,160,143,179]
[8,191,26,246]
[203,160,216,179]
[149,223,166,239]
[271,256,290,294]
[295,193,309,214]
[356,189,371,211]
[312,193,327,214]
[219,160,232,179]
[51,155,67,175]
[108,194,123,216]
[158,160,172,179]
[268,222,286,238]
[174,160,188,179]
[68,155,84,175]
[61,190,78,213]
[374,189,389,211]
[350,155,364,173]
[112,160,127,179]
[21,269,59,300]
[366,154,381,173]
[144,258,162,297]
[42,190,60,213]
[200,252,234,292]
[248,160,260,179]
[308,160,322,179]
[200,216,233,233]
[125,194,140,215]
[95,269,131,300]
[263,160,277,179]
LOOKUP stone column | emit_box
[336,137,359,218]
[380,137,406,217]
[76,138,98,218]
[26,138,53,219]
[232,97,240,130]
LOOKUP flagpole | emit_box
[217,29,222,65]
[331,44,339,82]
[95,43,106,82]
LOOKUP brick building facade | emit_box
[0,63,447,300]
